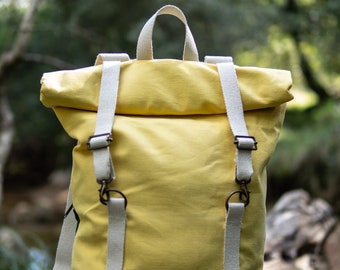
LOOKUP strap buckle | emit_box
[234,135,257,150]
[99,180,127,207]
[226,182,250,209]
[87,133,113,150]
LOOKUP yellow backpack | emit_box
[40,5,293,270]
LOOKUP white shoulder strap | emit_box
[205,56,256,182]
[89,53,129,270]
[53,53,129,270]
[53,187,75,270]
[87,53,130,183]
[205,56,256,270]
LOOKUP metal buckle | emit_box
[234,135,257,150]
[87,133,112,150]
[226,182,250,209]
[99,180,127,207]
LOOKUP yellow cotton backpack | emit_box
[40,5,293,270]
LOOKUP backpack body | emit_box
[40,5,293,270]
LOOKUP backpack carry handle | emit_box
[136,5,199,61]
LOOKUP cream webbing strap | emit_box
[90,53,129,270]
[107,197,127,270]
[136,5,199,61]
[205,56,256,270]
[206,56,255,181]
[53,188,75,270]
[224,203,245,270]
[53,53,129,270]
[88,53,129,182]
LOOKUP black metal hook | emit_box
[98,180,127,207]
[225,183,250,210]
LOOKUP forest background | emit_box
[0,0,339,267]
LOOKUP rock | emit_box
[323,223,340,270]
[264,189,337,269]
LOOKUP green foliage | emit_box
[0,2,21,53]
[268,100,340,213]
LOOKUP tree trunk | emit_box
[0,91,14,204]
[283,0,330,104]
[0,0,41,205]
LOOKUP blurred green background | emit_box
[0,0,339,268]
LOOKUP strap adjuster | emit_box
[87,133,113,150]
[234,135,257,150]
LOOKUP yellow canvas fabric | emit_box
[41,59,293,270]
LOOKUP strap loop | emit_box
[136,5,199,61]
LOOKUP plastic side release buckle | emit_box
[87,133,112,150]
[234,135,257,150]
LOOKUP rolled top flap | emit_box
[40,59,293,115]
